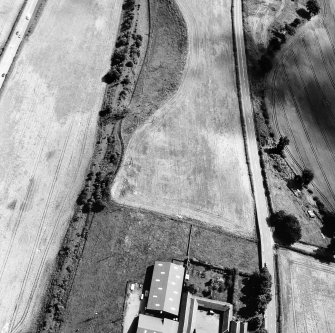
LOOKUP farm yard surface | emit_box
[278,248,335,332]
[112,0,256,238]
[0,0,123,331]
[268,0,335,210]
[0,0,25,52]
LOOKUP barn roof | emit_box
[136,314,179,333]
[147,261,185,316]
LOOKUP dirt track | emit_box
[268,0,335,210]
[0,0,123,331]
[0,0,25,51]
[112,0,256,238]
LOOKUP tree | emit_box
[290,18,301,28]
[248,314,263,331]
[268,37,282,52]
[306,0,320,15]
[302,168,314,186]
[327,238,335,255]
[256,329,268,333]
[258,266,272,293]
[275,136,289,155]
[269,211,302,245]
[259,54,273,73]
[297,8,311,20]
[322,211,335,237]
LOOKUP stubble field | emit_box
[112,0,256,238]
[268,0,335,210]
[0,0,123,331]
[278,248,335,332]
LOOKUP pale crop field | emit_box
[268,0,335,209]
[0,0,25,51]
[112,0,255,238]
[0,0,123,331]
[278,248,335,332]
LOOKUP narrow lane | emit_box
[233,0,277,331]
[0,0,40,90]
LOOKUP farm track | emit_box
[269,0,335,210]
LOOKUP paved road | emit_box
[0,0,40,90]
[233,0,277,332]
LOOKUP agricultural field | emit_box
[267,0,335,210]
[112,0,256,238]
[0,0,123,331]
[0,0,25,52]
[278,248,335,332]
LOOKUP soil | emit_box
[112,0,256,239]
[0,0,124,331]
[278,248,335,332]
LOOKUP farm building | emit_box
[147,261,185,317]
[178,293,234,333]
[136,314,179,333]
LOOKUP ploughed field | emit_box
[278,248,335,332]
[112,0,256,238]
[0,0,123,331]
[0,0,25,52]
[268,0,335,209]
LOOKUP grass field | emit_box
[0,0,25,52]
[62,204,259,333]
[267,0,335,210]
[0,0,123,331]
[112,0,255,238]
[278,248,335,332]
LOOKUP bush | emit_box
[106,68,121,83]
[125,61,134,67]
[302,168,314,186]
[269,211,302,245]
[268,37,282,52]
[116,35,129,48]
[327,238,335,255]
[322,211,335,237]
[111,49,126,66]
[285,23,296,36]
[271,136,289,155]
[121,76,131,85]
[307,0,320,15]
[248,314,263,331]
[77,189,89,205]
[290,18,301,28]
[297,8,311,20]
[259,54,273,73]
